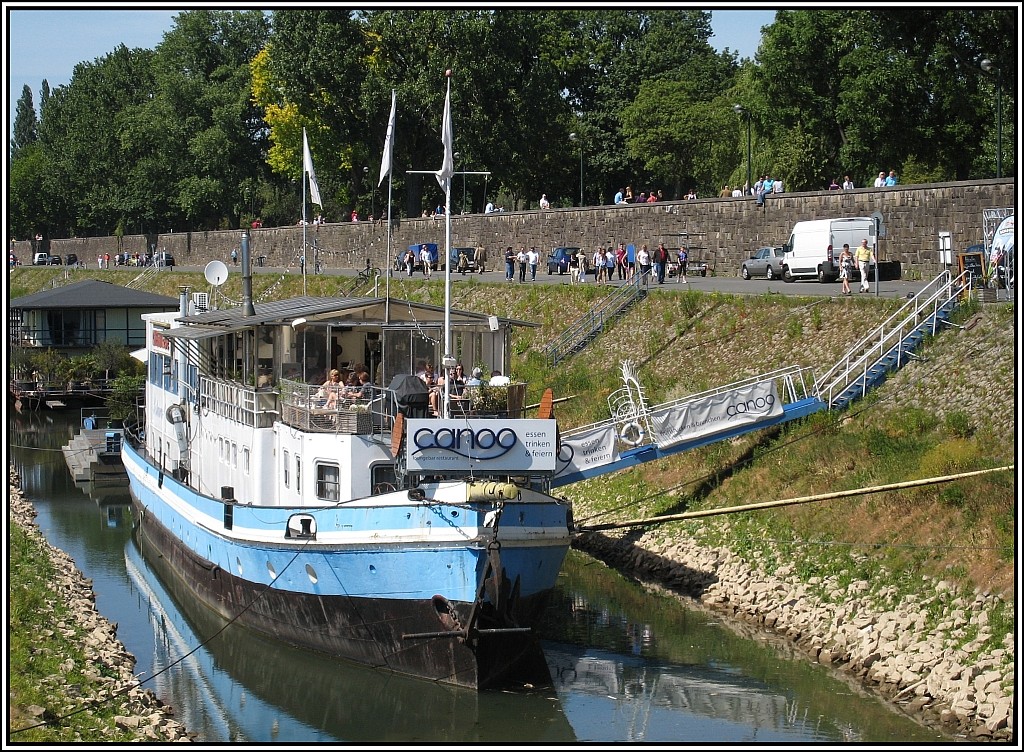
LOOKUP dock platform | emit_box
[62,428,126,483]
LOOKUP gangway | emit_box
[550,272,968,488]
[552,363,822,488]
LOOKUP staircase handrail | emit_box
[543,271,650,364]
[815,271,970,406]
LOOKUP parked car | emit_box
[156,251,175,268]
[741,246,785,280]
[449,247,486,274]
[65,253,79,267]
[33,252,49,266]
[546,247,581,275]
[48,254,63,265]
[782,217,876,283]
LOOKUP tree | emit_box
[7,143,47,240]
[622,81,736,197]
[752,9,1017,188]
[146,10,272,230]
[11,84,37,160]
[36,45,158,236]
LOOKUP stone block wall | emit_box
[15,179,1014,279]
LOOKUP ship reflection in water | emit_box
[125,535,938,744]
[124,536,574,743]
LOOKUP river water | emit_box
[9,409,943,744]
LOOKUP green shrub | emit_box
[944,410,973,438]
[918,438,982,477]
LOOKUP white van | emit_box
[782,217,876,283]
[33,252,50,266]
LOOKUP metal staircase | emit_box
[542,271,651,366]
[815,270,970,411]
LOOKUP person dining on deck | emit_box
[322,369,343,408]
[342,371,373,402]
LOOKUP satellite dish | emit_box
[204,260,229,286]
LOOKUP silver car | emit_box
[741,246,785,280]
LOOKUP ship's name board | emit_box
[151,326,171,356]
[406,419,556,472]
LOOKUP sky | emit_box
[5,7,777,138]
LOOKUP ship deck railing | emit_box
[277,378,528,436]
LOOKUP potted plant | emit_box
[470,384,508,416]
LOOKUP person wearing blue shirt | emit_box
[884,170,898,187]
[614,188,624,204]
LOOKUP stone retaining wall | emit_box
[15,179,1014,280]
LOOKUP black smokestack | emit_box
[241,231,255,316]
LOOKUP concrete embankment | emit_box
[575,529,1014,742]
[9,466,194,742]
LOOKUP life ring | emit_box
[619,421,645,446]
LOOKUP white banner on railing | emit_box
[651,381,783,449]
[554,424,620,479]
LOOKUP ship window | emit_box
[243,447,250,474]
[295,455,301,493]
[371,463,399,495]
[316,463,340,502]
[231,442,237,468]
[283,449,290,487]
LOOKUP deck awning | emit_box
[163,326,228,341]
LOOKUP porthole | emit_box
[305,564,318,584]
[368,564,376,574]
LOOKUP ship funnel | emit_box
[241,231,256,317]
[178,285,191,316]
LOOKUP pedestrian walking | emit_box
[504,246,515,281]
[838,243,854,295]
[856,239,874,292]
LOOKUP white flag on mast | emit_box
[303,128,323,207]
[378,89,396,187]
[435,81,453,192]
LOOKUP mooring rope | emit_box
[574,465,1014,533]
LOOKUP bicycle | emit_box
[356,258,382,284]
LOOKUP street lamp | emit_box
[362,166,375,218]
[568,132,583,206]
[980,59,1002,179]
[733,104,752,195]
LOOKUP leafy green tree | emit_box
[622,81,736,197]
[145,10,272,230]
[36,45,158,236]
[753,8,1016,188]
[7,143,47,240]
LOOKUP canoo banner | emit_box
[554,424,620,480]
[651,381,783,448]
